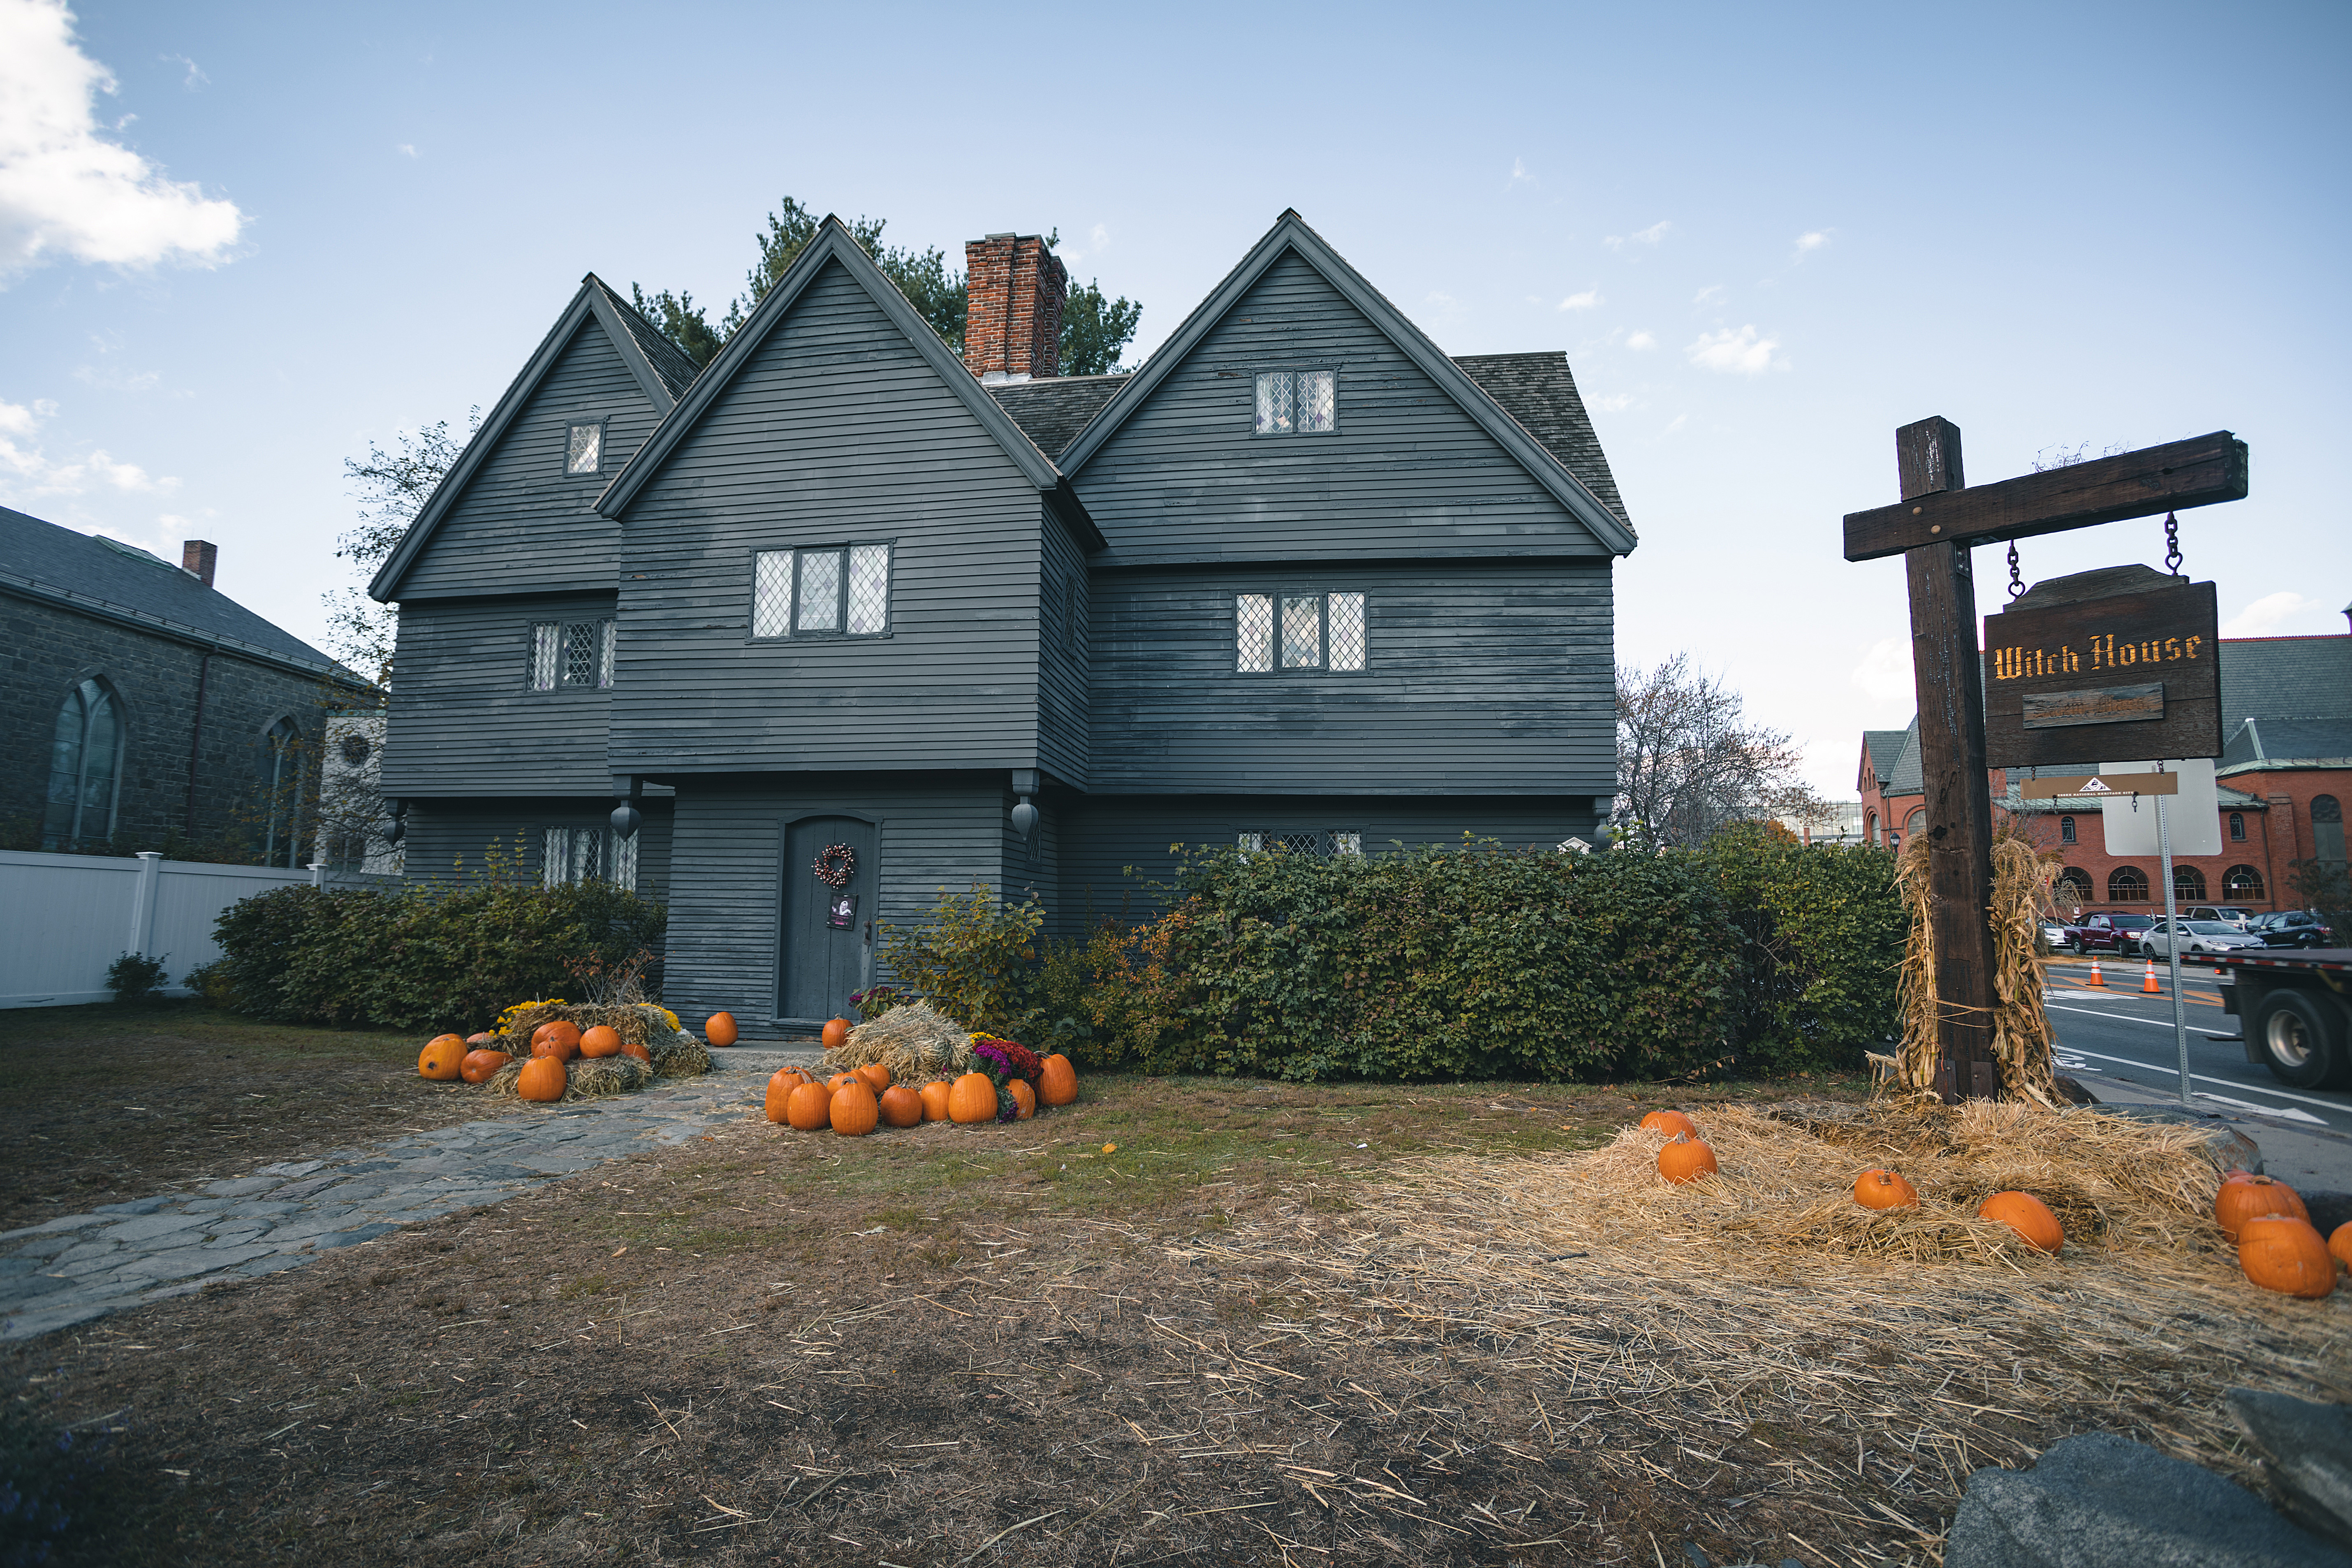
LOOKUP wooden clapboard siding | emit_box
[660,776,1011,1032]
[393,317,652,598]
[382,593,617,794]
[608,259,1046,777]
[399,797,671,902]
[1088,559,1614,795]
[1037,507,1093,785]
[1076,252,1615,567]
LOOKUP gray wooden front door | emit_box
[780,815,876,1024]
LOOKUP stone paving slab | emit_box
[0,1046,822,1341]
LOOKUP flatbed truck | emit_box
[2208,948,2352,1089]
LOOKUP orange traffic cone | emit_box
[2086,957,2105,988]
[2141,958,2162,994]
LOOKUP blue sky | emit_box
[5,0,2346,795]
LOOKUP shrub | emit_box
[102,952,170,1004]
[877,884,1042,1038]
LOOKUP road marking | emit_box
[2190,1092,2328,1126]
[2043,1031,2347,1116]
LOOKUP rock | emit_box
[2093,1104,2263,1175]
[2226,1389,2352,1553]
[1945,1431,2340,1568]
[2052,1075,2099,1106]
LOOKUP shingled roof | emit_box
[1862,728,1909,787]
[986,375,1127,458]
[588,276,704,402]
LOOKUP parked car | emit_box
[2252,909,2336,949]
[2139,917,2267,959]
[2183,904,2256,930]
[2051,911,2159,955]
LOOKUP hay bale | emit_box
[829,1000,971,1083]
[648,1026,710,1078]
[486,1001,707,1076]
[484,1053,653,1103]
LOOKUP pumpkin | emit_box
[2329,1221,2352,1275]
[531,1021,581,1061]
[418,1035,466,1080]
[948,1072,999,1125]
[830,1081,880,1137]
[918,1081,954,1123]
[2222,1168,2259,1185]
[2215,1174,2308,1241]
[706,1012,738,1047]
[1640,1109,1699,1140]
[516,1054,567,1102]
[1854,1169,1919,1210]
[1979,1191,2064,1253]
[764,1070,802,1124]
[853,1062,893,1095]
[1008,1079,1037,1120]
[785,1081,833,1132]
[878,1084,924,1128]
[458,1048,510,1084]
[620,1040,652,1064]
[1657,1135,1717,1184]
[466,1031,499,1047]
[822,1018,852,1051]
[578,1025,622,1058]
[825,1070,863,1094]
[2239,1216,2336,1299]
[1038,1054,1078,1107]
[773,1065,813,1087]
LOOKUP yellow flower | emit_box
[1101,1143,1117,1154]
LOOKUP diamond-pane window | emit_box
[1253,370,1334,435]
[529,623,558,690]
[1280,595,1322,668]
[752,551,792,637]
[797,550,842,632]
[1242,830,1359,858]
[1334,831,1364,857]
[847,544,890,635]
[563,622,598,687]
[1328,592,1365,670]
[1236,594,1273,672]
[1253,373,1293,435]
[598,621,617,687]
[1300,370,1336,433]
[565,422,602,475]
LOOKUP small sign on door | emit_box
[828,894,857,930]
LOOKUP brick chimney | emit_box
[963,233,1067,383]
[182,540,217,588]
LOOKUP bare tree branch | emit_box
[1615,655,1807,849]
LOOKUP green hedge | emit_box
[903,827,1903,1083]
[197,880,666,1033]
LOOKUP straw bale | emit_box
[485,1053,653,1103]
[491,1001,708,1078]
[829,1001,972,1083]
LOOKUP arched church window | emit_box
[43,678,123,850]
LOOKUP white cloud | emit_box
[0,0,245,280]
[1604,220,1671,251]
[1625,330,1656,351]
[1556,288,1600,312]
[1794,229,1830,256]
[0,394,179,499]
[74,363,161,392]
[161,53,206,89]
[1687,324,1783,375]
[1851,636,1914,702]
[395,143,417,158]
[2221,591,2338,638]
[1509,157,1533,185]
[1591,392,1636,413]
[1692,283,1725,306]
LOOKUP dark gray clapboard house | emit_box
[372,212,1634,1033]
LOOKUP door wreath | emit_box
[813,843,857,889]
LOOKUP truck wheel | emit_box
[2253,991,2345,1089]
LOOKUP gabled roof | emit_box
[1,505,367,684]
[595,217,1097,545]
[987,375,1127,458]
[1861,728,1908,789]
[1885,718,1924,797]
[369,273,692,602]
[1451,353,1629,527]
[1053,211,1638,556]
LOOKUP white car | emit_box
[2140,918,2266,959]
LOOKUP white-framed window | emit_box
[530,620,616,691]
[565,420,606,475]
[543,826,638,891]
[1254,370,1336,436]
[753,543,891,638]
[1235,591,1365,673]
[1239,830,1363,858]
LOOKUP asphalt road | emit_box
[2040,957,2352,1132]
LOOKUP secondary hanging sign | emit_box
[1981,566,2221,768]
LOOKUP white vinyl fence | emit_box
[0,849,396,1008]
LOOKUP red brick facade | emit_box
[962,233,1067,382]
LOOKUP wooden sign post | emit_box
[1843,422,2248,1102]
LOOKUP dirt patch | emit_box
[0,1002,524,1230]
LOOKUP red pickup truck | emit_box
[2050,911,2158,956]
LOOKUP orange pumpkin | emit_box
[458,1048,510,1084]
[825,1070,863,1094]
[1037,1054,1078,1107]
[830,1080,880,1136]
[878,1084,924,1128]
[917,1081,953,1123]
[785,1081,833,1132]
[706,1012,738,1047]
[853,1062,893,1094]
[1658,1135,1717,1184]
[764,1070,802,1124]
[1979,1191,2064,1253]
[822,1017,852,1050]
[516,1054,566,1102]
[1007,1079,1037,1119]
[531,1021,581,1061]
[2328,1221,2352,1275]
[1640,1109,1699,1140]
[418,1035,466,1080]
[948,1072,999,1124]
[2222,1168,2259,1185]
[465,1031,499,1047]
[1854,1169,1919,1210]
[620,1040,652,1064]
[578,1025,622,1058]
[2239,1216,2336,1299]
[2215,1174,2308,1241]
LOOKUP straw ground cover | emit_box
[0,1002,527,1232]
[8,1068,2345,1567]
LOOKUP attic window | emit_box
[1254,370,1336,436]
[565,421,604,475]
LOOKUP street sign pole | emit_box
[2156,788,2191,1106]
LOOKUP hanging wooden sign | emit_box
[1982,566,2220,768]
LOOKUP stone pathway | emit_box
[0,1047,817,1341]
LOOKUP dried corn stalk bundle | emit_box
[1893,834,2060,1103]
[826,1000,972,1083]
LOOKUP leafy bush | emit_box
[1702,823,1905,1073]
[102,952,170,1004]
[877,884,1042,1038]
[206,879,665,1033]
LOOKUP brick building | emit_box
[1858,615,2351,914]
[1,505,379,863]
